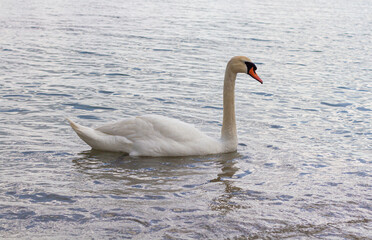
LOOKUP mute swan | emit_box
[67,56,263,156]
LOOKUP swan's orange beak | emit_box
[248,68,263,84]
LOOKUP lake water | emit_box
[0,0,371,238]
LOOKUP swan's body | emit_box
[68,115,225,156]
[68,56,262,156]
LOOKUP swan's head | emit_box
[229,56,263,84]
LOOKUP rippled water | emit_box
[1,0,371,238]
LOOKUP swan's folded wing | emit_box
[95,114,208,143]
[95,117,138,138]
[137,115,209,142]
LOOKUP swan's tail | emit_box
[66,118,132,152]
[66,118,92,139]
[66,118,82,133]
[66,118,100,148]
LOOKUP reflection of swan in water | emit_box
[68,56,262,156]
[73,150,246,214]
[210,152,244,213]
[72,150,243,202]
[72,150,239,184]
[72,150,204,195]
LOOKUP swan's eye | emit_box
[244,61,257,73]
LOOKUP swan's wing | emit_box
[95,117,139,139]
[142,114,212,140]
[95,114,207,142]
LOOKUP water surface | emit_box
[0,0,371,238]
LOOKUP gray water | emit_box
[1,0,371,239]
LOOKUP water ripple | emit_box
[64,103,116,111]
[7,191,75,203]
[357,107,371,111]
[321,102,353,107]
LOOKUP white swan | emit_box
[67,56,263,156]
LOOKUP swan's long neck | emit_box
[221,64,237,145]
